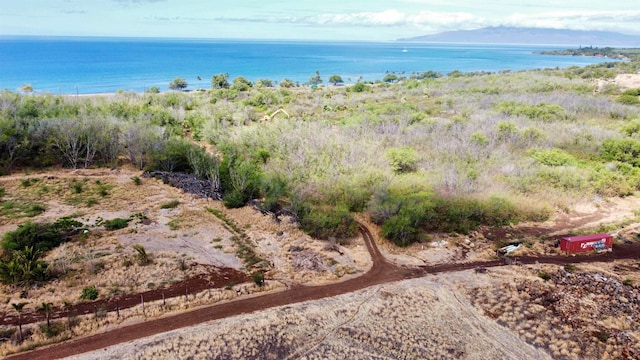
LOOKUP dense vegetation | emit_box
[536,46,640,61]
[2,50,640,247]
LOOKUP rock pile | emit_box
[470,265,640,359]
[143,171,221,200]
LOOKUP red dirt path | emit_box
[6,224,640,360]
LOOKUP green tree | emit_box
[19,84,33,94]
[211,73,230,89]
[145,86,160,94]
[255,79,274,88]
[383,73,399,83]
[231,76,253,91]
[329,75,344,85]
[309,71,323,86]
[11,302,28,342]
[168,78,188,91]
[37,301,53,328]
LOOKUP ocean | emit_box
[0,36,617,94]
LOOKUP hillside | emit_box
[1,58,640,357]
[399,27,640,46]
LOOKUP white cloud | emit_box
[503,10,640,34]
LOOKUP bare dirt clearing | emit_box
[67,274,553,360]
[597,73,640,91]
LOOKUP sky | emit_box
[1,0,640,41]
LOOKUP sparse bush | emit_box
[160,200,180,209]
[133,244,150,265]
[71,182,83,194]
[131,176,142,185]
[530,148,577,166]
[595,329,610,343]
[40,321,65,338]
[251,271,264,287]
[103,218,130,231]
[564,264,576,273]
[622,278,634,286]
[537,271,551,281]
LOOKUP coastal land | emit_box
[1,48,640,359]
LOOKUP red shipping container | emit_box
[560,233,613,253]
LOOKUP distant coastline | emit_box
[0,38,619,95]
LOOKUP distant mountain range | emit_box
[398,27,640,47]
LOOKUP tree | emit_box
[37,301,53,328]
[62,300,73,329]
[11,302,28,342]
[168,78,188,91]
[19,84,33,94]
[231,76,253,91]
[255,79,274,88]
[211,73,230,89]
[383,73,399,83]
[145,86,160,94]
[279,78,294,88]
[309,71,323,86]
[328,75,344,86]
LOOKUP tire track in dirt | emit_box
[6,224,640,360]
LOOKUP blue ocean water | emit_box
[0,36,616,94]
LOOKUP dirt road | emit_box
[6,224,640,360]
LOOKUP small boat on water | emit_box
[402,47,408,53]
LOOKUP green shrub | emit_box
[80,285,98,300]
[131,176,142,186]
[251,271,264,287]
[530,148,577,166]
[296,203,358,241]
[617,94,640,105]
[601,138,640,167]
[349,82,369,93]
[386,147,418,173]
[1,217,83,254]
[71,182,83,194]
[495,100,568,121]
[381,213,419,247]
[0,187,4,198]
[103,218,130,231]
[25,204,46,217]
[222,190,246,209]
[40,322,65,338]
[623,278,634,286]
